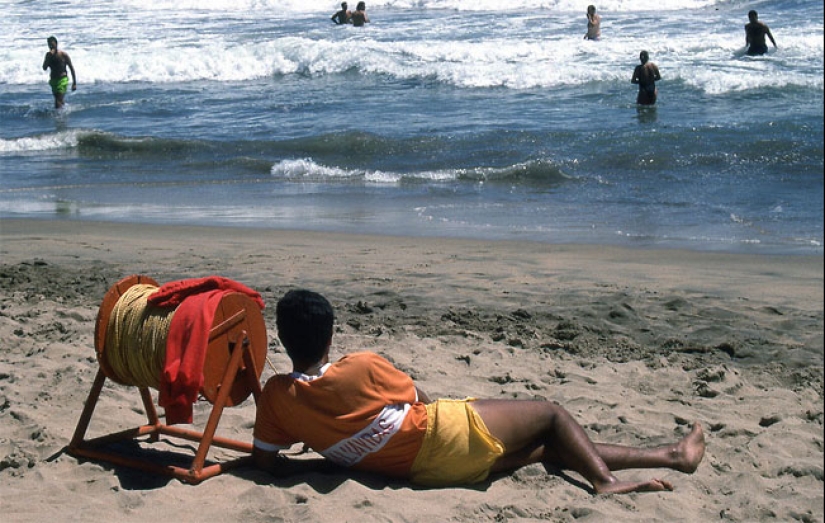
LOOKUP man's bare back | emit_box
[744,10,777,56]
[631,51,661,105]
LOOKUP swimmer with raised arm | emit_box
[42,36,77,109]
[585,5,601,40]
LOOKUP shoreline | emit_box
[2,217,822,303]
[2,215,821,258]
[1,217,823,522]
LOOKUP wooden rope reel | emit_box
[68,275,267,484]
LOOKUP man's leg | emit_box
[51,78,67,109]
[471,399,703,494]
[589,424,704,473]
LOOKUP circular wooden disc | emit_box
[95,277,266,405]
[201,292,267,406]
[94,275,159,384]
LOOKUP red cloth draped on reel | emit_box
[147,276,265,424]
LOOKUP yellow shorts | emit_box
[409,398,505,487]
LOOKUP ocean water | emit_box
[1,0,823,255]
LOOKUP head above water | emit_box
[276,289,334,367]
[640,50,649,63]
[47,36,58,49]
[356,1,365,10]
[748,10,758,22]
[587,5,596,14]
[341,2,347,8]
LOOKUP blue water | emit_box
[1,0,823,254]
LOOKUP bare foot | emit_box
[673,423,705,473]
[596,477,674,495]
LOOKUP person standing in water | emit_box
[42,36,77,109]
[584,5,601,40]
[331,2,351,25]
[744,10,777,56]
[631,50,661,106]
[351,2,369,26]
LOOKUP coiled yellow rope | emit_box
[105,284,175,389]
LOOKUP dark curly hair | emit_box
[276,289,334,366]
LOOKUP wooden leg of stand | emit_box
[69,368,106,451]
[139,387,162,442]
[188,331,249,479]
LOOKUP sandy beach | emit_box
[1,218,822,523]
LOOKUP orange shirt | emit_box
[253,352,428,478]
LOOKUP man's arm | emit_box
[64,52,77,90]
[253,445,334,477]
[652,64,661,82]
[43,52,51,71]
[253,446,297,477]
[631,65,640,84]
[415,386,431,404]
[766,27,777,48]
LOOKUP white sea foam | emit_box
[114,0,723,13]
[271,158,355,179]
[0,131,81,153]
[3,0,821,93]
[269,158,570,184]
[270,158,464,183]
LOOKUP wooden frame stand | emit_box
[68,275,267,485]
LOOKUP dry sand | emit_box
[1,218,822,522]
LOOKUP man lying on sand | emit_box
[253,290,705,494]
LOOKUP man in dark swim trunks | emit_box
[631,50,661,106]
[42,36,77,109]
[744,10,777,56]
